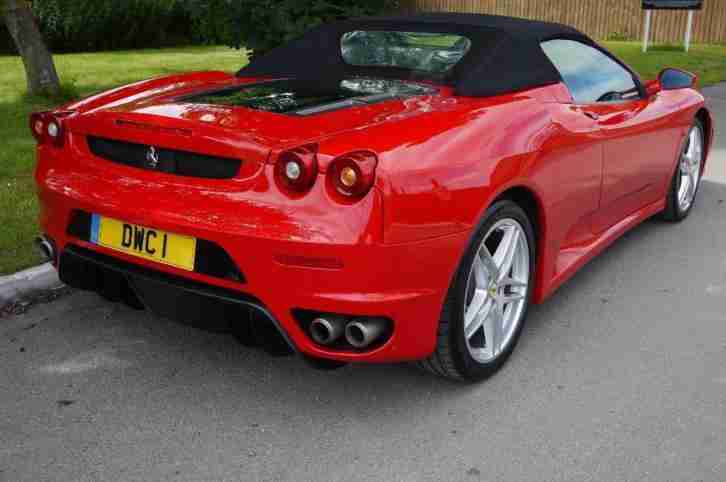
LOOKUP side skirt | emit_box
[539,198,666,301]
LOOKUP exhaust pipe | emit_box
[345,318,388,349]
[309,316,346,345]
[34,235,56,262]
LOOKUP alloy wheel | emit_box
[463,218,530,363]
[677,125,704,213]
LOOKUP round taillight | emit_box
[274,145,318,193]
[30,112,48,143]
[285,160,302,181]
[328,151,378,198]
[33,119,44,136]
[47,121,60,138]
[339,166,358,188]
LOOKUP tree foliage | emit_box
[184,0,399,57]
[1,0,398,55]
[32,0,193,52]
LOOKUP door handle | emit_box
[582,111,600,121]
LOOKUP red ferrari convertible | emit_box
[32,13,713,381]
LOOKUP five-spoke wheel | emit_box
[677,124,704,213]
[419,200,535,382]
[661,118,705,222]
[464,219,529,363]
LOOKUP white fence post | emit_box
[684,10,694,52]
[643,10,653,53]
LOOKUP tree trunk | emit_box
[2,0,60,95]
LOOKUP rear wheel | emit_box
[659,119,705,222]
[418,200,535,382]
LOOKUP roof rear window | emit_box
[341,31,472,74]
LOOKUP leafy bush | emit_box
[0,0,195,53]
[32,0,194,52]
[184,0,399,57]
[1,0,398,55]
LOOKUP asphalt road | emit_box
[2,87,726,482]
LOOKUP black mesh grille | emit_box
[87,136,241,179]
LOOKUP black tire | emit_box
[417,199,536,382]
[659,118,705,222]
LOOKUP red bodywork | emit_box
[35,70,713,363]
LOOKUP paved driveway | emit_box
[2,88,725,482]
[704,83,726,180]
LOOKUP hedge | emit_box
[1,0,398,55]
[1,0,199,54]
[186,0,399,58]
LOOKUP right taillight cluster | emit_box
[274,146,378,200]
[328,151,378,198]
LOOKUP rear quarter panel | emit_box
[379,96,551,244]
[315,91,557,245]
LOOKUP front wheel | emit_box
[418,200,536,382]
[659,119,705,222]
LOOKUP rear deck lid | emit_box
[69,77,440,149]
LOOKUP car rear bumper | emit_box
[37,156,470,363]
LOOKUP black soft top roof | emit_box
[238,12,596,98]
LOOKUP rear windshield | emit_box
[341,31,472,74]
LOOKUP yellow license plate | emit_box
[90,214,197,271]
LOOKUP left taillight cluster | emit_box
[274,144,378,201]
[30,111,67,147]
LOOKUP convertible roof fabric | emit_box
[237,12,596,97]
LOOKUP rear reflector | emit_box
[274,254,344,270]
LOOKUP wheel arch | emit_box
[480,184,550,304]
[493,186,548,295]
[695,107,713,168]
[492,187,543,245]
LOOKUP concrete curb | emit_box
[0,263,64,308]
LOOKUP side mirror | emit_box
[644,79,662,97]
[658,68,697,91]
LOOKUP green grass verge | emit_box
[0,42,725,275]
[604,42,726,86]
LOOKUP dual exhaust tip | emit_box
[310,316,389,349]
[34,235,56,263]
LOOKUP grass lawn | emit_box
[0,41,725,275]
[605,42,726,86]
